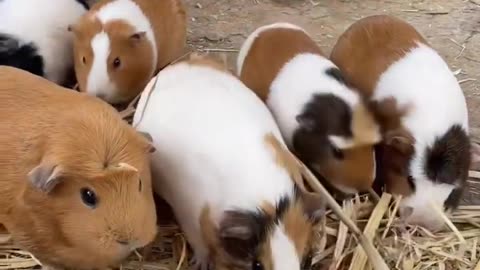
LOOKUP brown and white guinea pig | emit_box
[330,15,480,231]
[0,66,157,270]
[133,54,326,270]
[0,0,89,87]
[237,23,381,195]
[70,0,187,104]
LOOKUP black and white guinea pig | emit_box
[0,0,89,87]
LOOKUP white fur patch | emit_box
[373,43,469,229]
[267,53,360,147]
[133,62,296,265]
[270,225,300,270]
[236,22,306,75]
[87,32,117,100]
[328,135,355,149]
[399,178,454,231]
[95,0,157,67]
[0,0,87,84]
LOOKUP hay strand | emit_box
[348,193,392,270]
[295,155,390,270]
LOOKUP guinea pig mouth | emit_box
[309,168,354,200]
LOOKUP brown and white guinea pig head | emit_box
[329,15,479,231]
[292,83,381,195]
[16,132,157,269]
[69,11,157,105]
[376,123,479,231]
[200,189,325,270]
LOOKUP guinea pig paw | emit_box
[189,256,212,270]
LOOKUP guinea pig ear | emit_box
[218,211,260,258]
[28,163,65,193]
[299,191,327,223]
[129,31,147,44]
[138,131,156,153]
[384,129,415,156]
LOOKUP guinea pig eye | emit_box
[331,145,344,160]
[82,56,86,64]
[251,260,264,270]
[80,188,98,208]
[138,178,142,192]
[113,57,121,69]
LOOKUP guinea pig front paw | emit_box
[189,255,212,270]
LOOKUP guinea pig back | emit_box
[330,15,475,231]
[0,66,157,270]
[71,0,186,104]
[0,0,88,86]
[133,55,326,270]
[237,23,381,195]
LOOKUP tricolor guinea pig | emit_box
[237,23,381,195]
[330,15,479,230]
[133,54,325,270]
[70,0,187,104]
[0,0,88,86]
[0,66,157,270]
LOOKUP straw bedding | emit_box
[2,175,480,270]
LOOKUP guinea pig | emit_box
[237,23,381,195]
[133,54,326,270]
[0,0,88,86]
[70,0,187,105]
[330,15,480,231]
[0,66,157,270]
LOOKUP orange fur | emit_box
[0,66,157,270]
[72,0,187,104]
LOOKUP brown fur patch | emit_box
[264,133,305,190]
[330,15,427,98]
[351,103,381,146]
[0,66,157,269]
[282,201,315,257]
[240,26,324,101]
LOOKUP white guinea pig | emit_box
[133,54,325,270]
[70,0,187,105]
[0,0,89,86]
[330,15,480,231]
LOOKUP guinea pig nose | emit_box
[400,206,414,219]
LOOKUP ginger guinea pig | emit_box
[70,0,187,104]
[237,23,381,195]
[330,15,479,230]
[0,0,88,86]
[133,54,325,270]
[0,66,157,270]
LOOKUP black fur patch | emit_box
[219,194,296,260]
[219,210,272,259]
[74,0,90,9]
[444,187,464,211]
[325,67,346,85]
[292,94,352,166]
[0,34,44,77]
[424,125,470,186]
